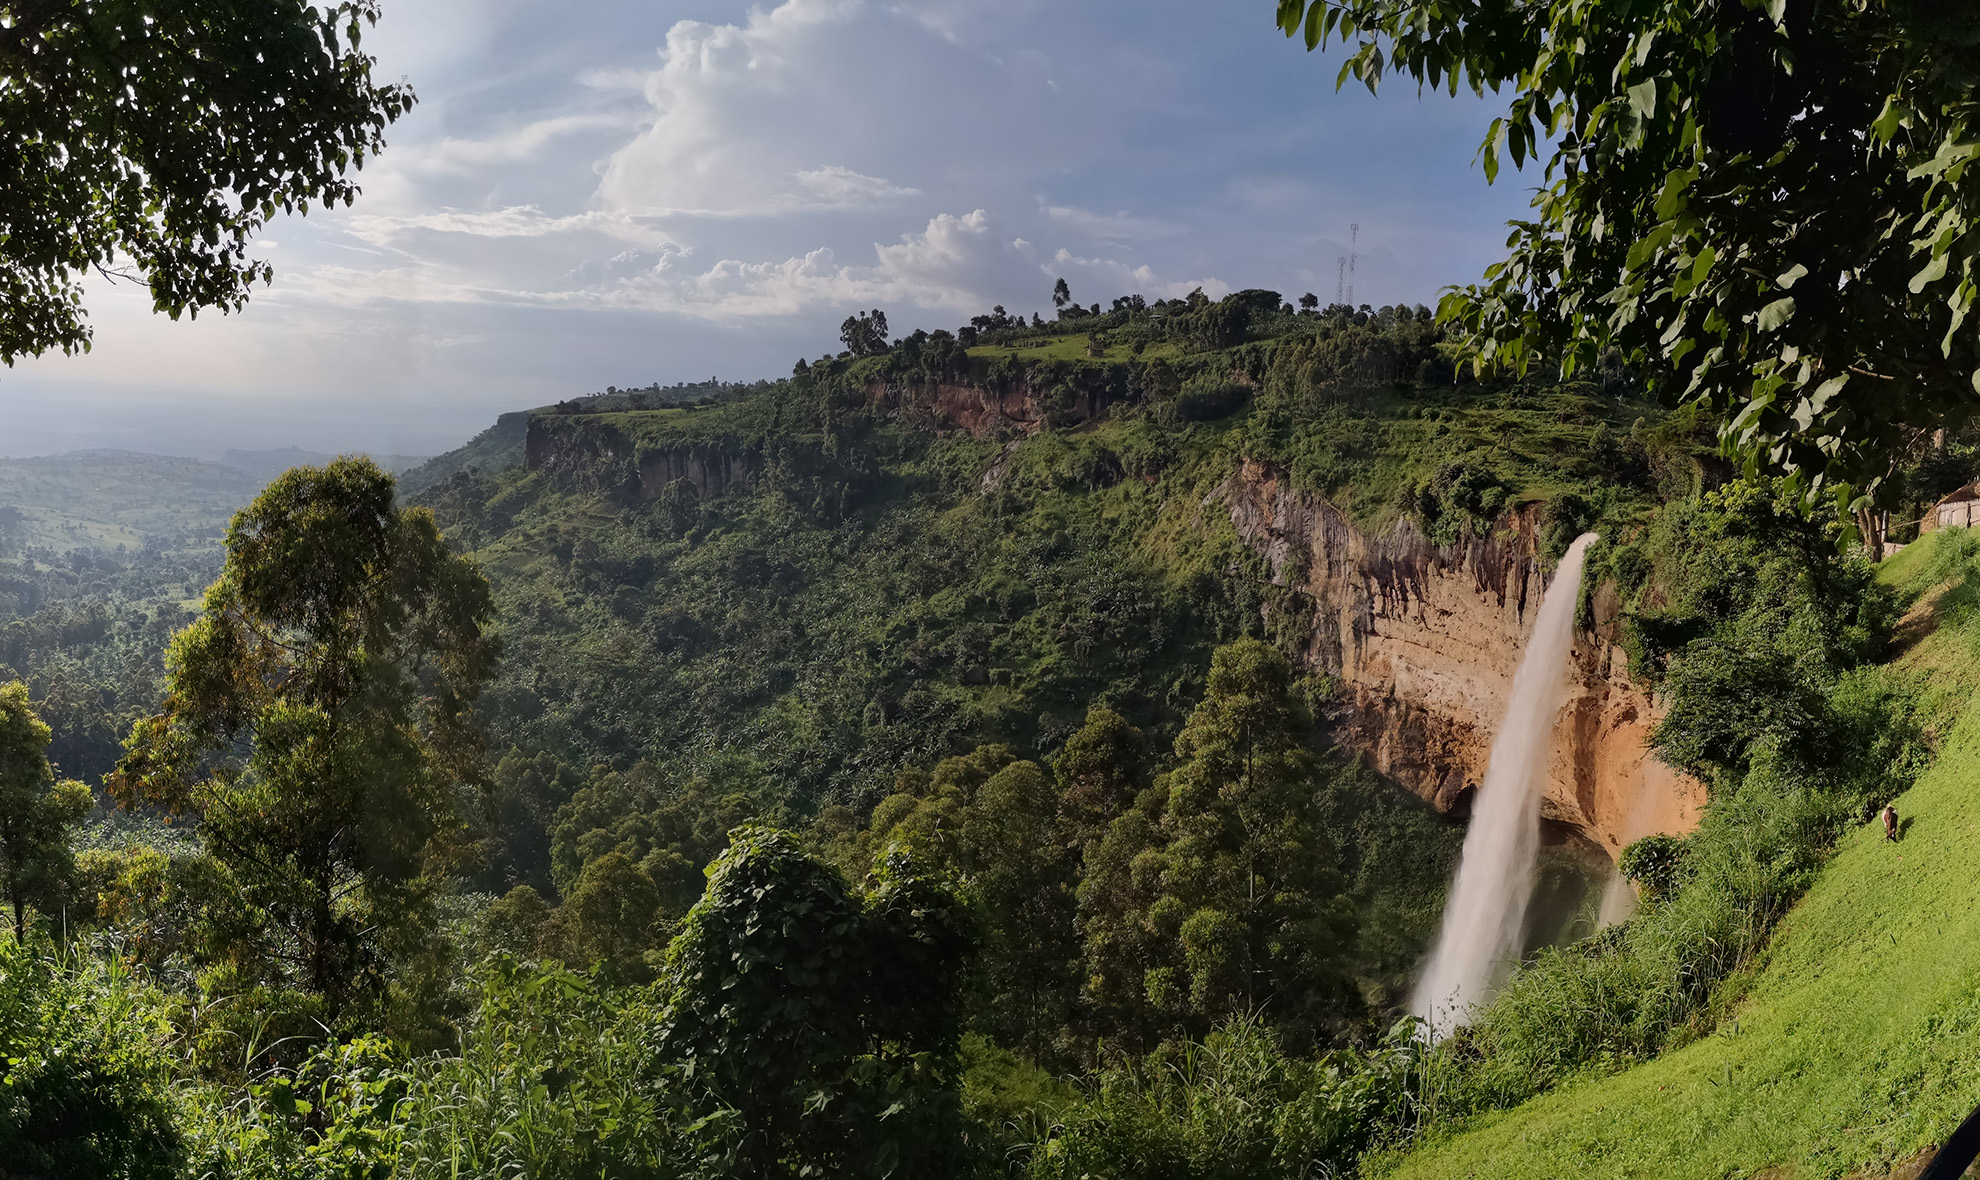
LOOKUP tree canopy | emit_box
[0,0,415,363]
[110,458,497,1013]
[1276,0,1980,515]
[0,681,89,940]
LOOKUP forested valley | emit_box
[0,283,1963,1178]
[10,0,1980,1175]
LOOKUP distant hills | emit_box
[0,445,436,557]
[218,446,430,478]
[0,450,266,555]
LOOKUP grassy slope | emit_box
[1381,528,1980,1180]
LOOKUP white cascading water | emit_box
[1411,531,1600,1038]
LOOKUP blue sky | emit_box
[0,0,1534,458]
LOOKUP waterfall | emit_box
[1411,531,1600,1039]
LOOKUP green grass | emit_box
[1377,527,1980,1180]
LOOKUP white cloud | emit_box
[343,206,676,248]
[417,113,635,173]
[792,166,921,207]
[1042,204,1181,243]
[1046,248,1230,304]
[595,0,1069,217]
[568,209,1039,318]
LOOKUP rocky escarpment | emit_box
[1216,459,1703,859]
[524,414,758,498]
[865,371,1126,437]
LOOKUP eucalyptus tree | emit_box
[112,458,498,1013]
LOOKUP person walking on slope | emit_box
[1882,803,1900,842]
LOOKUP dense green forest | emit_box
[1,283,1969,1178]
[6,0,1980,1173]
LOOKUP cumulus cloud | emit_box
[594,0,1069,217]
[311,0,1216,324]
[565,209,1042,318]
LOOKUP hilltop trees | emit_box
[0,1,415,363]
[0,682,90,940]
[839,308,891,357]
[1276,0,1980,515]
[111,458,497,1014]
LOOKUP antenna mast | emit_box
[1335,256,1347,305]
[1348,223,1360,307]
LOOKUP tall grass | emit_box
[1027,1016,1424,1180]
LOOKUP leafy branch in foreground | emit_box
[0,0,415,363]
[1277,0,1980,517]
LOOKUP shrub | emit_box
[0,942,182,1180]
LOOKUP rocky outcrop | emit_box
[866,374,1121,437]
[1215,459,1703,859]
[636,446,757,497]
[524,415,757,498]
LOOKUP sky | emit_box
[0,0,1536,459]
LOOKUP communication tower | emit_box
[1348,223,1360,307]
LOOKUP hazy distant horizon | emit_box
[0,383,505,461]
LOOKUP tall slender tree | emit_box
[111,458,498,1012]
[0,682,90,940]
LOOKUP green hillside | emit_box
[403,302,1708,908]
[1379,528,1980,1180]
[3,292,1964,1180]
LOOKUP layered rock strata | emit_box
[1215,460,1703,858]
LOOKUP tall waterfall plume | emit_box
[1411,531,1600,1038]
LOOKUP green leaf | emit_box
[1276,0,1304,36]
[1775,263,1808,289]
[1910,253,1949,294]
[1757,297,1796,331]
[1809,373,1849,411]
[1907,140,1980,180]
[1693,247,1718,284]
[1627,79,1657,119]
[1872,96,1906,143]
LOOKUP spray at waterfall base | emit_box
[1411,533,1602,1039]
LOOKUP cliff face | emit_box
[523,415,757,498]
[1216,460,1703,859]
[865,375,1118,436]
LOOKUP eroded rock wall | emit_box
[524,415,758,498]
[1216,460,1703,858]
